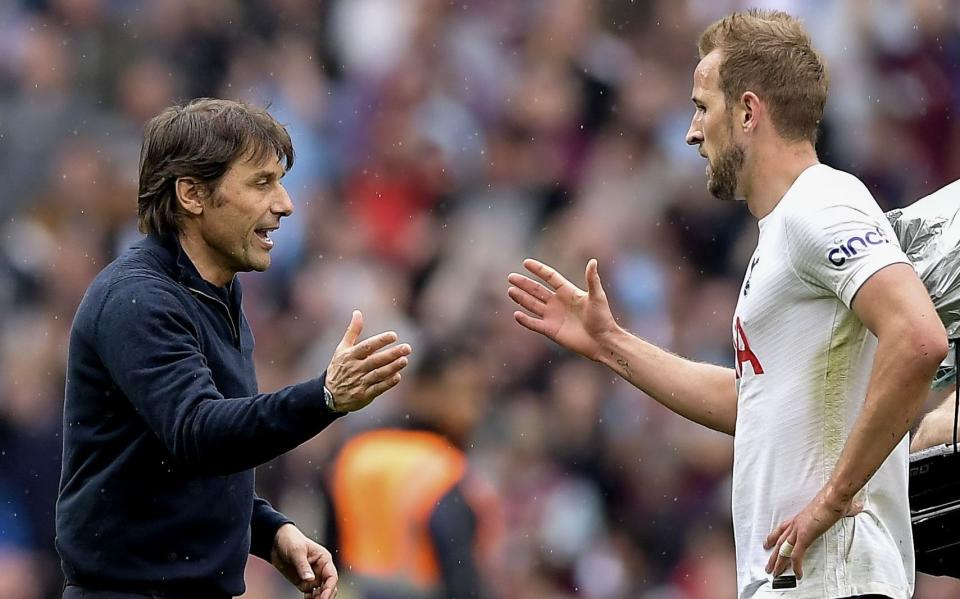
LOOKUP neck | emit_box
[742,138,819,220]
[178,229,233,287]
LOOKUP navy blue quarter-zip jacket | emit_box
[57,234,342,597]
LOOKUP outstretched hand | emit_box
[763,487,862,580]
[507,258,620,361]
[325,310,412,412]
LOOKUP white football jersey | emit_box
[732,164,914,599]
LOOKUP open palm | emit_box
[507,258,619,361]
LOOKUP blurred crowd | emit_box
[1,0,960,597]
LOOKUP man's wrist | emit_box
[596,325,631,366]
[822,480,855,511]
[323,385,342,413]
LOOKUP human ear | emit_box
[740,91,761,132]
[174,177,207,216]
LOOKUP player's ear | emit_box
[175,177,207,216]
[740,91,761,133]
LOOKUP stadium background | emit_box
[0,0,958,597]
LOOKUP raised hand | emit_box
[325,310,412,412]
[507,258,620,361]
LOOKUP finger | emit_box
[772,533,798,577]
[320,570,338,597]
[365,373,402,398]
[322,558,338,581]
[585,258,605,298]
[791,542,807,579]
[508,286,547,316]
[765,536,784,573]
[764,520,789,550]
[337,310,364,349]
[514,310,551,336]
[507,273,552,303]
[350,331,400,359]
[362,343,413,371]
[523,258,575,292]
[772,552,790,577]
[765,525,791,573]
[363,356,409,384]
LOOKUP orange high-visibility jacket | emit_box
[330,429,497,592]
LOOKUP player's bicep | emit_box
[851,263,942,343]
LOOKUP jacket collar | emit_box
[142,233,243,306]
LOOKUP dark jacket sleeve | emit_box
[94,275,342,474]
[250,494,293,561]
[428,484,487,599]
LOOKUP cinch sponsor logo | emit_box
[826,227,889,266]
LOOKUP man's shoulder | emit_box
[78,242,186,321]
[778,166,885,235]
[790,164,875,210]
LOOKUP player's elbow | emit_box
[894,323,949,373]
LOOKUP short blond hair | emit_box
[698,9,828,144]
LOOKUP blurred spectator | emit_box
[323,346,502,599]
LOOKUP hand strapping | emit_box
[763,487,862,579]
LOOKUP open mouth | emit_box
[254,227,276,249]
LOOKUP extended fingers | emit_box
[508,285,547,315]
[513,310,550,336]
[507,273,552,303]
[363,354,409,384]
[349,331,399,359]
[523,258,573,292]
[365,374,403,398]
[363,343,413,370]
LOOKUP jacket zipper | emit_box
[186,286,240,346]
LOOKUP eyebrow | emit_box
[250,169,285,180]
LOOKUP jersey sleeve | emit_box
[783,200,911,308]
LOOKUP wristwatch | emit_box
[323,385,340,412]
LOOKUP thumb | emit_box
[294,552,316,582]
[585,259,604,297]
[338,310,363,349]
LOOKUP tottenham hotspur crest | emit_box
[744,256,760,296]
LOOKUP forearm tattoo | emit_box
[615,356,632,379]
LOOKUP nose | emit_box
[685,113,703,147]
[272,183,294,217]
